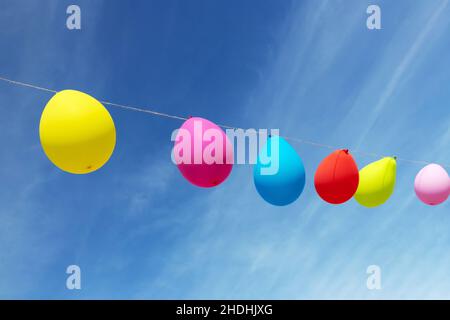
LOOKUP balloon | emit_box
[39,90,116,174]
[253,136,305,206]
[173,117,233,188]
[414,164,450,205]
[354,157,396,208]
[314,149,359,204]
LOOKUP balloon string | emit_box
[0,76,58,94]
[100,100,190,122]
[0,75,449,169]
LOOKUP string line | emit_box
[0,75,448,168]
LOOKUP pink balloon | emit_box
[414,164,450,205]
[173,117,233,188]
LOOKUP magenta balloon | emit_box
[414,164,450,205]
[174,117,233,188]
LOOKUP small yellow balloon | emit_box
[39,90,116,174]
[354,157,396,208]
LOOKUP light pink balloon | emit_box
[174,117,233,188]
[414,164,450,205]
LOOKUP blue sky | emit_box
[0,0,449,299]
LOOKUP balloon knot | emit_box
[343,149,349,154]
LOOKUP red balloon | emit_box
[314,149,359,204]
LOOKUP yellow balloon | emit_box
[354,157,396,208]
[39,90,116,174]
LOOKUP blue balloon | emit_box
[253,136,306,206]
